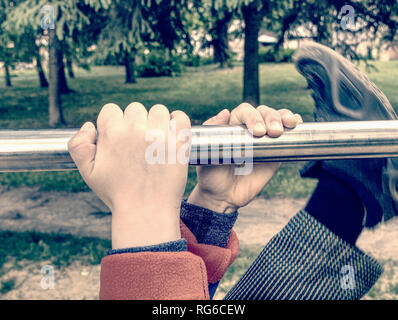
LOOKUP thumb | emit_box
[203,109,230,126]
[68,121,97,179]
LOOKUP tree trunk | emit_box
[124,50,136,84]
[242,2,262,106]
[4,62,12,87]
[48,29,65,126]
[211,8,233,68]
[35,48,48,88]
[66,55,75,78]
[57,49,71,94]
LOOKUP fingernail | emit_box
[270,121,283,132]
[254,122,266,133]
[283,114,294,121]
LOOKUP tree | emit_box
[193,0,236,68]
[97,0,191,84]
[0,0,14,87]
[146,0,193,55]
[235,0,272,105]
[241,0,263,105]
[14,27,49,87]
[0,40,13,87]
[48,28,64,125]
[269,0,398,68]
[34,38,49,87]
[191,0,271,104]
[4,0,110,125]
[96,0,150,84]
[209,1,235,68]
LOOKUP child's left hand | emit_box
[188,103,303,213]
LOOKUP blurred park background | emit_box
[1,0,398,299]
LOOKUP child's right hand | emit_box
[68,102,191,249]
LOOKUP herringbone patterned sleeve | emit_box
[225,210,383,300]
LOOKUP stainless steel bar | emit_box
[1,120,398,172]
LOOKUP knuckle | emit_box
[239,102,254,109]
[97,103,121,126]
[233,103,253,115]
[125,101,146,113]
[278,108,293,115]
[240,103,255,113]
[67,137,78,152]
[171,111,191,130]
[266,107,281,117]
[101,103,120,113]
[256,104,270,111]
[180,114,191,128]
[150,104,169,114]
[67,133,84,151]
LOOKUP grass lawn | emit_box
[0,230,110,295]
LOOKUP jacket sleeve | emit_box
[180,220,239,284]
[99,220,239,300]
[99,250,210,300]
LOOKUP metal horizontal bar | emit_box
[1,120,398,172]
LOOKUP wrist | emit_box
[187,186,238,214]
[111,202,181,249]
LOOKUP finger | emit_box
[170,110,191,165]
[230,103,266,136]
[278,108,298,129]
[256,105,283,137]
[123,102,148,127]
[97,103,123,131]
[147,104,170,131]
[202,109,230,126]
[68,122,97,179]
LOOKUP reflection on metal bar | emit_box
[1,120,398,172]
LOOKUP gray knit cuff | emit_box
[106,239,187,256]
[225,210,383,300]
[180,199,238,248]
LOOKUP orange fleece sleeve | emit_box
[99,251,210,300]
[180,221,239,284]
[99,220,239,300]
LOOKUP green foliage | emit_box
[95,0,150,58]
[138,50,183,77]
[181,54,202,67]
[180,54,214,67]
[4,0,94,40]
[258,46,295,63]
